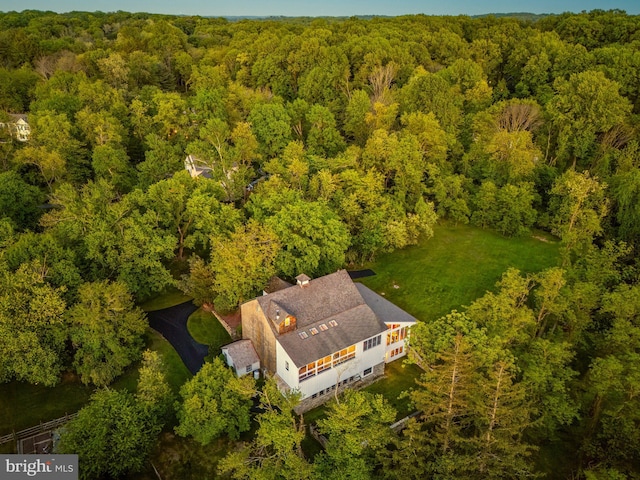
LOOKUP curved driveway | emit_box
[147,301,208,374]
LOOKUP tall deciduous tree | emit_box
[266,200,351,278]
[315,390,396,479]
[548,70,631,169]
[0,262,67,386]
[57,388,159,480]
[218,379,312,480]
[136,349,174,421]
[175,358,255,443]
[208,220,280,312]
[68,280,147,386]
[549,170,609,261]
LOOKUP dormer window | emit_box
[299,331,308,339]
[329,320,338,327]
[310,327,319,335]
[319,324,328,331]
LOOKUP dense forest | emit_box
[1,8,640,479]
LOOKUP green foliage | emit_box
[266,200,351,278]
[57,388,160,480]
[175,358,255,443]
[315,390,396,479]
[472,181,538,236]
[0,171,44,230]
[68,280,147,386]
[1,9,640,477]
[548,70,631,168]
[549,170,609,260]
[0,262,67,386]
[136,349,174,422]
[218,378,312,480]
[209,220,280,311]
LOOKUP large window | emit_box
[298,345,356,382]
[333,345,356,366]
[363,335,381,351]
[387,326,407,346]
[389,346,404,358]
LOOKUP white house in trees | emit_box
[240,270,416,412]
[0,114,31,142]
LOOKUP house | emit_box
[0,114,31,142]
[240,270,417,412]
[184,154,213,179]
[222,339,261,378]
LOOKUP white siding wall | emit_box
[276,333,386,399]
[275,343,299,389]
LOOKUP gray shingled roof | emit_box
[355,283,418,325]
[257,270,364,329]
[222,339,260,369]
[264,276,293,294]
[8,113,28,122]
[256,270,395,367]
[278,303,388,367]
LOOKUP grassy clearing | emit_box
[187,308,232,356]
[0,329,190,438]
[140,286,192,312]
[130,432,232,480]
[358,223,560,322]
[363,360,423,419]
[0,373,93,437]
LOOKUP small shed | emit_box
[221,339,260,377]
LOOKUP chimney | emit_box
[295,274,311,288]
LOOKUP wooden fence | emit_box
[0,413,78,446]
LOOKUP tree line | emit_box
[0,8,639,478]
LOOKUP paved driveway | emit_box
[147,301,208,374]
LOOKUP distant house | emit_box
[184,154,213,179]
[222,339,261,377]
[240,270,417,412]
[0,114,31,142]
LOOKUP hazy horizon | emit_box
[0,0,638,17]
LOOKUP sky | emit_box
[0,0,638,17]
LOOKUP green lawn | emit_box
[363,360,423,420]
[358,223,560,322]
[0,374,93,437]
[187,308,232,356]
[0,329,191,438]
[140,286,192,312]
